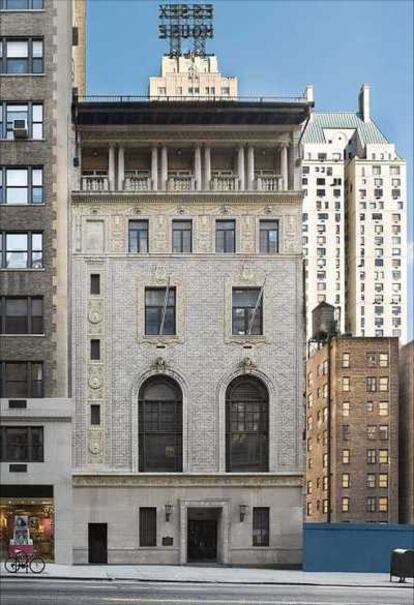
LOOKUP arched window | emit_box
[226,376,268,472]
[139,376,182,472]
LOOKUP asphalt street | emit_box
[0,579,413,605]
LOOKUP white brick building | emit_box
[70,95,311,565]
[302,85,408,343]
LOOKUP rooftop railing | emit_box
[77,94,308,104]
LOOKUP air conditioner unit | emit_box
[13,119,28,139]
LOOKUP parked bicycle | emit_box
[4,549,45,574]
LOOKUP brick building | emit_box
[0,0,85,564]
[399,341,414,524]
[305,319,399,523]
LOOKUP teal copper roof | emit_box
[302,112,390,145]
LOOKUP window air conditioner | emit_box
[13,119,28,139]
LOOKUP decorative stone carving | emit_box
[75,217,82,251]
[153,266,167,282]
[111,215,124,253]
[239,356,256,373]
[284,215,297,253]
[221,205,230,214]
[177,206,186,215]
[240,264,254,282]
[88,366,103,389]
[88,300,103,325]
[240,215,255,254]
[152,356,167,372]
[197,216,210,253]
[152,216,168,253]
[87,429,104,464]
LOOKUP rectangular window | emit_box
[252,507,269,547]
[259,220,279,253]
[306,502,312,516]
[342,449,350,464]
[0,167,43,205]
[139,508,156,547]
[1,231,43,269]
[379,449,388,464]
[367,474,376,488]
[0,426,43,462]
[367,497,376,512]
[367,449,376,464]
[90,274,100,295]
[1,102,44,140]
[378,497,388,512]
[342,353,350,368]
[216,220,235,253]
[172,220,192,253]
[341,497,350,512]
[367,425,376,440]
[0,0,44,9]
[342,473,350,488]
[378,473,388,488]
[232,288,263,336]
[90,339,101,361]
[129,220,148,253]
[367,353,376,367]
[0,361,43,397]
[1,296,43,334]
[342,401,350,417]
[145,287,176,335]
[379,377,389,392]
[90,404,100,426]
[342,377,350,391]
[0,38,43,74]
[379,425,388,440]
[367,377,377,392]
[379,401,389,416]
[342,425,350,440]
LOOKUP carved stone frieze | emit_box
[284,215,298,254]
[196,215,211,253]
[111,215,125,253]
[239,216,255,254]
[88,365,104,390]
[87,429,104,464]
[88,300,104,326]
[151,216,169,253]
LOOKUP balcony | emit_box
[210,174,239,191]
[167,175,195,191]
[81,174,109,191]
[256,175,283,192]
[124,174,151,191]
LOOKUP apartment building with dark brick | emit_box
[399,340,414,524]
[305,336,399,523]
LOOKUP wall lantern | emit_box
[239,504,248,523]
[165,504,173,522]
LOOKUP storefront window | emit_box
[0,498,54,560]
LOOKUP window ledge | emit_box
[0,203,46,207]
[0,333,45,337]
[225,335,269,345]
[141,335,184,345]
[0,268,45,272]
[0,73,45,77]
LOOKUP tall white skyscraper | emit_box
[302,85,408,343]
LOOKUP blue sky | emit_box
[87,0,413,339]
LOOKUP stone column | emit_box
[237,145,245,190]
[161,146,168,190]
[194,145,202,191]
[108,145,115,191]
[280,144,288,191]
[117,146,124,191]
[247,145,255,191]
[204,146,211,190]
[151,146,158,191]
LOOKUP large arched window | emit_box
[226,376,268,472]
[139,376,182,472]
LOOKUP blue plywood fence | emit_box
[303,523,414,572]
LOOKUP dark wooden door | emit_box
[88,523,107,564]
[187,519,217,562]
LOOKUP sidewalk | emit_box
[1,562,413,588]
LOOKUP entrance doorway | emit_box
[88,523,107,564]
[187,508,220,562]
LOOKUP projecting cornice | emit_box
[71,191,304,205]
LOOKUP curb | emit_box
[1,574,413,588]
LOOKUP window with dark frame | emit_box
[172,220,192,253]
[90,339,100,361]
[145,287,176,335]
[139,508,157,547]
[1,0,44,9]
[0,426,43,462]
[0,102,44,140]
[216,220,235,253]
[0,167,43,204]
[1,231,43,269]
[129,220,148,253]
[0,38,44,74]
[226,376,268,472]
[232,288,263,335]
[0,296,43,334]
[139,377,182,472]
[0,361,43,397]
[259,220,279,253]
[90,274,100,295]
[90,404,100,426]
[252,507,269,546]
